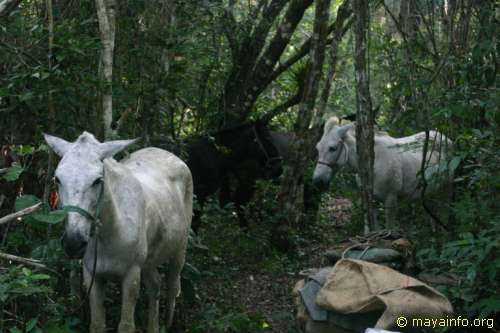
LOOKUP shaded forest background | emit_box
[0,0,498,332]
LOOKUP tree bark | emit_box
[43,0,55,204]
[96,0,116,140]
[315,0,352,124]
[0,0,21,17]
[353,0,376,233]
[0,202,42,225]
[274,0,332,250]
[221,0,313,127]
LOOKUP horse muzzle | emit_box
[61,231,88,259]
[312,164,336,192]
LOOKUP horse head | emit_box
[312,118,354,191]
[252,120,283,178]
[215,121,282,177]
[44,132,137,258]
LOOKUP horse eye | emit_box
[54,177,60,185]
[92,178,103,186]
[329,146,337,152]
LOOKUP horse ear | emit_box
[98,138,139,159]
[337,123,354,138]
[324,117,340,133]
[43,133,72,157]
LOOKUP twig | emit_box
[0,251,57,274]
[0,202,42,225]
[0,168,7,174]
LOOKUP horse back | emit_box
[376,130,451,199]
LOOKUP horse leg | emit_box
[384,194,399,230]
[83,267,106,333]
[143,268,161,333]
[118,265,141,333]
[234,177,257,229]
[165,260,183,330]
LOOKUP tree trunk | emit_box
[43,0,55,204]
[315,0,352,125]
[274,0,332,251]
[0,0,21,17]
[96,0,116,140]
[353,0,376,233]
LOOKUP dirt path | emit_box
[177,195,353,333]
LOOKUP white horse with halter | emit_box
[45,132,193,333]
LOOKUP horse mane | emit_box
[213,121,257,136]
[76,131,101,144]
[324,116,389,137]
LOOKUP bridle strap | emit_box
[60,183,104,313]
[60,183,105,236]
[317,140,349,169]
[252,124,281,167]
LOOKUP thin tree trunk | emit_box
[353,0,376,233]
[274,0,332,251]
[0,0,21,17]
[96,0,116,140]
[43,0,55,204]
[315,0,352,125]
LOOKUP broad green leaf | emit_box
[14,145,35,156]
[3,162,24,181]
[26,318,38,332]
[449,156,461,172]
[31,210,67,224]
[15,195,41,212]
[30,274,50,280]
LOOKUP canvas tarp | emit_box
[315,259,454,330]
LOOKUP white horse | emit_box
[312,117,451,229]
[44,132,193,333]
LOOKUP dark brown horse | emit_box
[178,121,282,229]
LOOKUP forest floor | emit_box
[174,195,354,333]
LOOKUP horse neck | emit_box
[96,187,122,238]
[344,133,359,171]
[97,168,142,240]
[215,129,254,166]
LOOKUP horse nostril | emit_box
[61,232,88,258]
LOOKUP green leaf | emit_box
[31,210,67,224]
[15,195,41,212]
[26,318,38,332]
[22,267,32,276]
[3,162,24,181]
[14,145,35,156]
[9,327,23,333]
[449,156,461,172]
[30,274,51,280]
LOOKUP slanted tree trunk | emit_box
[353,0,376,233]
[273,0,332,251]
[96,0,116,140]
[0,0,21,17]
[315,0,352,124]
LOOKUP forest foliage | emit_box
[0,0,499,331]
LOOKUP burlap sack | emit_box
[316,259,453,330]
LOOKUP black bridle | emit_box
[251,124,282,168]
[317,140,349,169]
